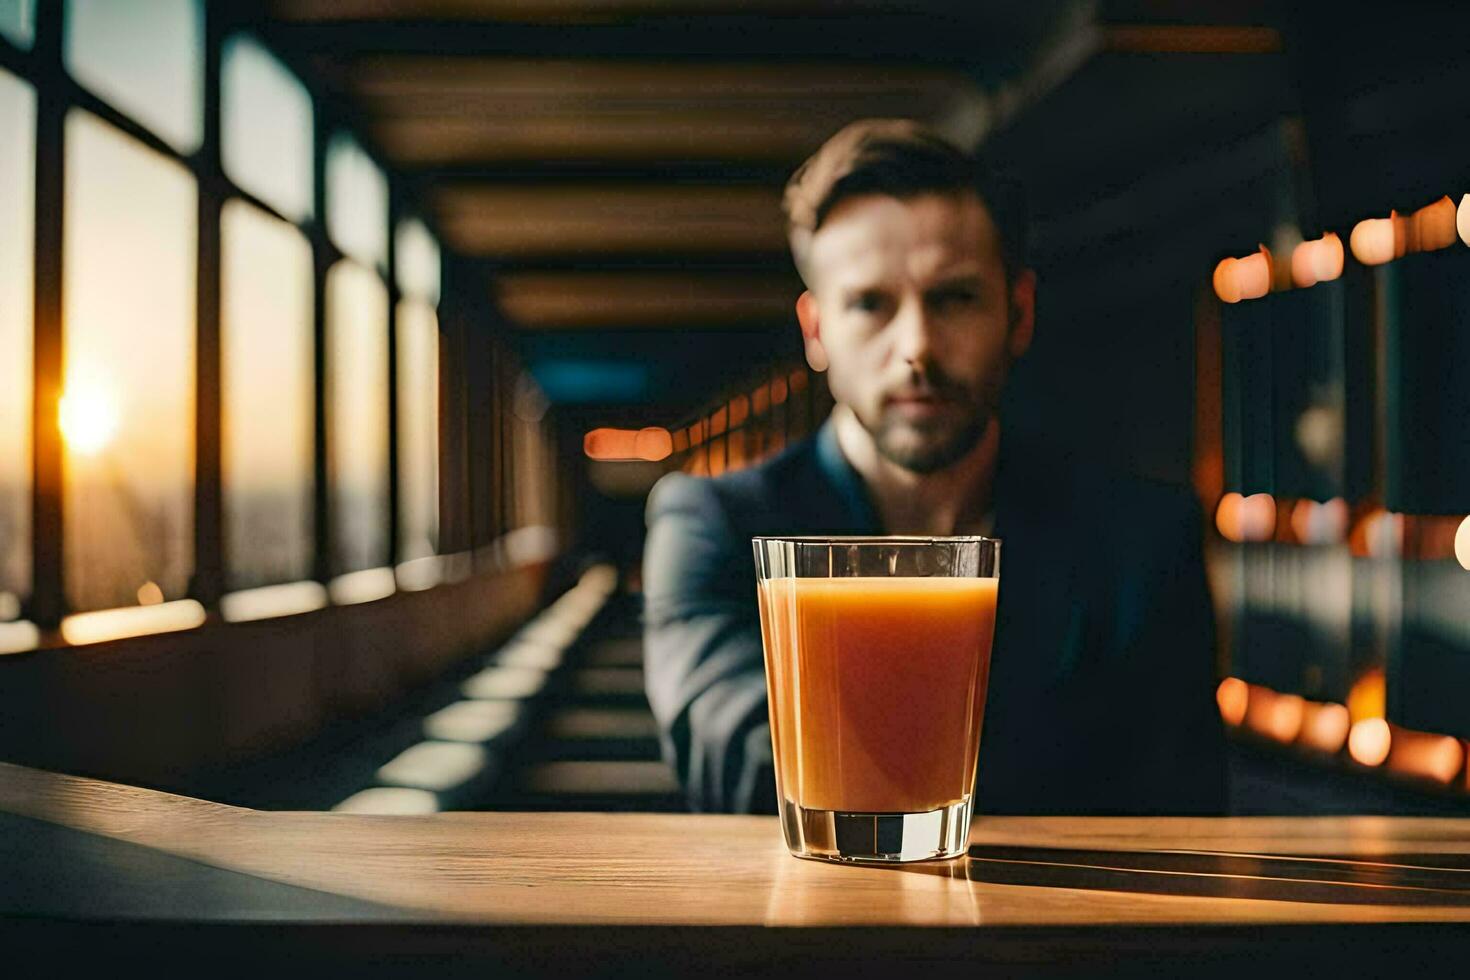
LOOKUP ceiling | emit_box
[252,0,1305,422]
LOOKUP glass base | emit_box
[779,796,972,863]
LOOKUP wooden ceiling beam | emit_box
[495,270,799,329]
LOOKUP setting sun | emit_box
[59,388,120,455]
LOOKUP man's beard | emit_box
[868,406,992,474]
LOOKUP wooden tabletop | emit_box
[5,761,1470,973]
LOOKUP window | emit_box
[221,35,313,224]
[327,260,389,574]
[326,133,388,271]
[397,299,439,562]
[0,0,34,49]
[63,111,196,612]
[65,0,203,153]
[222,200,314,590]
[0,68,34,611]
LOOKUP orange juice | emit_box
[757,576,997,813]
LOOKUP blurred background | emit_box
[2,0,1470,816]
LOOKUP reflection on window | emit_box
[0,0,34,48]
[0,69,34,610]
[63,111,196,612]
[65,0,203,153]
[395,218,440,305]
[397,299,439,561]
[327,133,387,271]
[222,35,313,224]
[327,260,389,574]
[222,200,314,590]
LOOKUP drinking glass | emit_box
[752,536,1000,863]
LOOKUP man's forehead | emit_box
[806,191,1002,287]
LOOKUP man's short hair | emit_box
[782,118,1026,286]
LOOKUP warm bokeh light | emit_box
[1290,497,1349,545]
[219,580,328,622]
[1455,515,1470,571]
[1215,677,1248,727]
[60,599,206,645]
[583,427,673,462]
[1289,233,1345,288]
[772,376,789,405]
[1348,718,1392,767]
[1387,728,1464,784]
[1212,247,1272,303]
[328,566,395,606]
[1414,196,1458,252]
[1244,686,1304,744]
[58,387,119,455]
[1349,215,1396,265]
[1298,701,1350,754]
[1458,194,1470,247]
[1346,667,1387,723]
[135,580,164,606]
[1215,491,1275,542]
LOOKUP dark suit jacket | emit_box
[642,420,1227,815]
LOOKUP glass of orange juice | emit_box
[752,536,999,863]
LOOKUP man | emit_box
[642,119,1226,816]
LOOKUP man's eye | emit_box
[848,292,885,313]
[930,288,979,309]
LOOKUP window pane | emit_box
[0,0,34,48]
[222,200,314,590]
[63,111,196,612]
[327,260,389,573]
[327,133,387,270]
[395,218,440,305]
[222,35,313,224]
[65,0,203,153]
[0,69,34,609]
[397,299,439,561]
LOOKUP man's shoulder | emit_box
[646,436,823,530]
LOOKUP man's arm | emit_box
[641,474,777,814]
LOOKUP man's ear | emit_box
[1007,269,1037,359]
[795,290,829,373]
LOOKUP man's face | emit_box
[800,191,1032,473]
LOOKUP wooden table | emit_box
[3,761,1469,975]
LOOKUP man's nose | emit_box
[889,297,936,368]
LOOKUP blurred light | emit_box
[1216,677,1248,726]
[1346,667,1387,723]
[394,217,440,304]
[752,386,770,416]
[220,581,328,622]
[1290,497,1349,545]
[1289,233,1345,288]
[1455,515,1470,571]
[328,567,395,606]
[1212,247,1272,303]
[0,620,40,655]
[772,376,789,405]
[395,556,442,592]
[61,599,206,645]
[1215,492,1275,542]
[511,371,549,423]
[1458,194,1470,247]
[501,525,558,566]
[1348,718,1392,767]
[0,591,20,622]
[135,581,164,606]
[1414,196,1458,252]
[789,369,808,393]
[1364,510,1404,559]
[424,700,521,743]
[532,360,648,404]
[710,407,728,436]
[498,643,564,671]
[377,741,487,792]
[332,787,438,815]
[1294,405,1342,470]
[1392,209,1408,258]
[58,387,118,455]
[584,427,673,462]
[461,665,547,700]
[729,395,750,428]
[671,429,689,453]
[1298,701,1350,754]
[1387,728,1464,784]
[1244,687,1304,744]
[580,563,618,594]
[1349,216,1397,266]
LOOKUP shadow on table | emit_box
[898,845,1470,906]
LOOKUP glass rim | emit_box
[752,535,1000,545]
